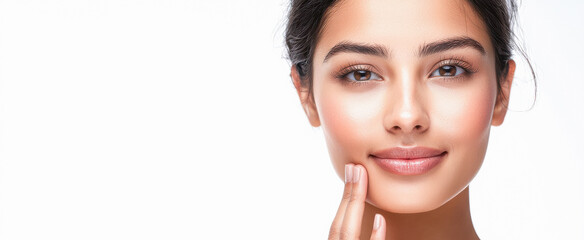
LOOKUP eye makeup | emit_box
[428,55,480,83]
[329,52,482,87]
[333,63,383,86]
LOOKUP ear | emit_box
[291,65,321,127]
[492,59,516,126]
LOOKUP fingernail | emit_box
[374,214,381,230]
[353,166,360,183]
[345,164,353,183]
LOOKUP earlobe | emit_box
[492,60,516,126]
[291,65,321,127]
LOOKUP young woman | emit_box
[285,0,524,239]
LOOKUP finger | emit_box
[369,214,387,240]
[329,164,354,239]
[339,164,368,239]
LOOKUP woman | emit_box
[285,0,524,239]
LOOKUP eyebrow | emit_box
[418,37,486,57]
[323,41,389,62]
[323,37,485,62]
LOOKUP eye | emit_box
[430,65,466,78]
[346,70,381,81]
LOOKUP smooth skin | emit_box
[291,0,515,239]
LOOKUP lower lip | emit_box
[371,152,446,176]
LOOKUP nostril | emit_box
[414,125,422,130]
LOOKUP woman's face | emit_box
[295,0,513,213]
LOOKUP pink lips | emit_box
[370,147,447,175]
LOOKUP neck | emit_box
[361,187,479,240]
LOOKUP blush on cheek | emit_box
[319,96,366,155]
[318,98,360,179]
[316,89,386,175]
[433,84,496,143]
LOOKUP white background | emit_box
[0,0,582,239]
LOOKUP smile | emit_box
[370,147,447,176]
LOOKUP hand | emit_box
[328,164,387,240]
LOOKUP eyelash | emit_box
[334,57,478,85]
[429,57,478,82]
[335,64,382,85]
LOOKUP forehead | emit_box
[315,0,493,60]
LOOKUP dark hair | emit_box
[285,0,533,101]
[285,0,336,97]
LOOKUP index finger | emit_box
[339,164,368,239]
[329,164,355,239]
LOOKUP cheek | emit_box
[315,86,386,178]
[433,84,495,143]
[424,79,497,207]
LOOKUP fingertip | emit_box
[373,214,381,230]
[353,165,360,183]
[371,214,387,240]
[345,164,354,184]
[353,164,368,187]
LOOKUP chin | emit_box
[362,160,479,214]
[366,188,460,214]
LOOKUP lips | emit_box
[370,147,447,175]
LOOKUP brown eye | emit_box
[430,65,465,78]
[347,70,380,81]
[439,66,456,76]
[353,70,371,80]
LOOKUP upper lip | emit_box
[370,147,446,159]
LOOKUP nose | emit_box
[384,81,429,135]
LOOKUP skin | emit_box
[291,0,515,239]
